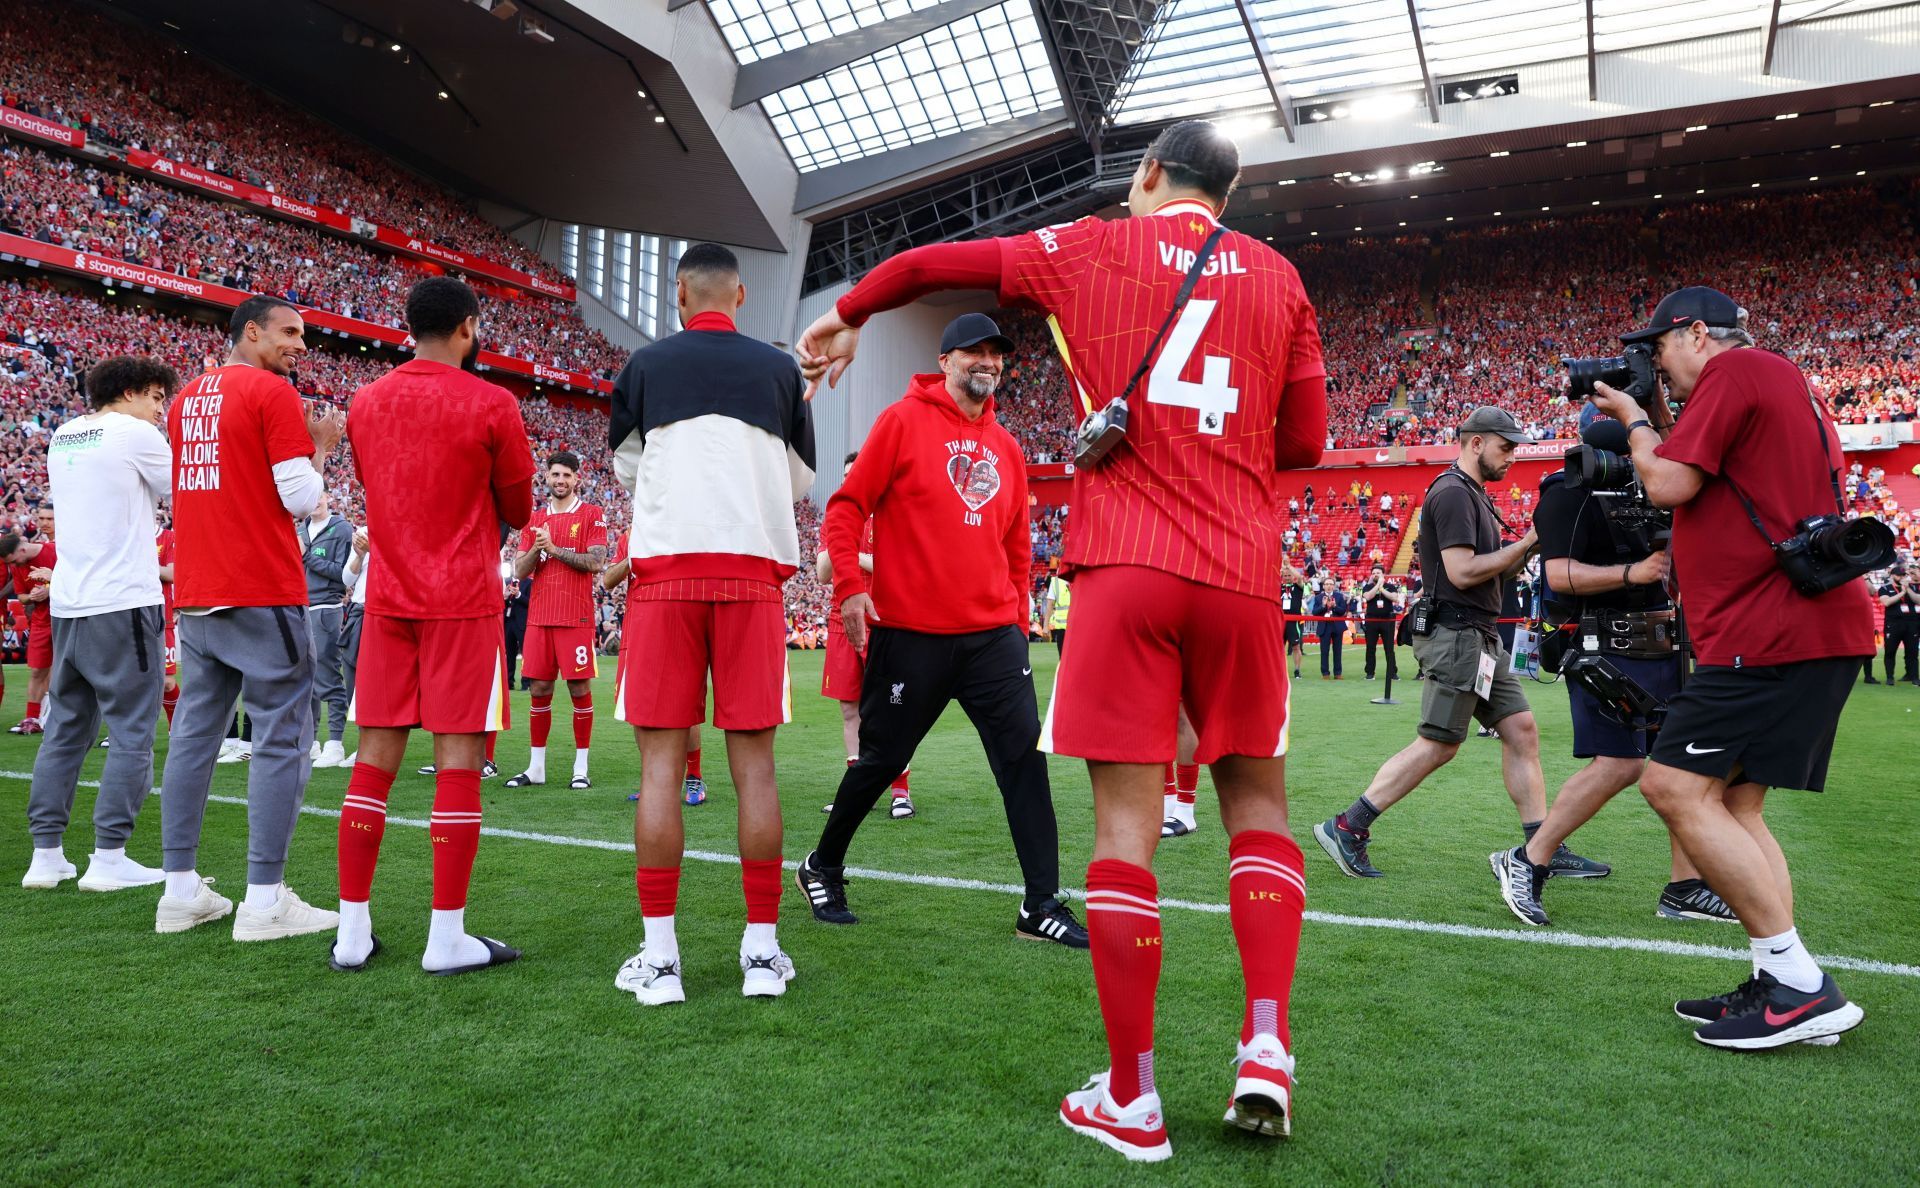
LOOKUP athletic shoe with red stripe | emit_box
[1689,971,1864,1050]
[1224,1033,1294,1137]
[1058,1071,1170,1163]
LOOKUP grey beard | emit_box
[965,373,998,399]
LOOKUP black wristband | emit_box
[1627,419,1654,436]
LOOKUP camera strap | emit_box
[1107,225,1229,411]
[1720,377,1845,546]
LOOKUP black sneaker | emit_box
[1312,817,1383,878]
[795,850,856,924]
[1546,843,1610,879]
[1657,879,1738,922]
[482,760,499,779]
[1864,674,1881,684]
[1016,896,1089,948]
[1692,971,1864,1050]
[418,763,438,776]
[1675,975,1771,1025]
[1489,846,1549,927]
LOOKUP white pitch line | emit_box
[10,771,1919,981]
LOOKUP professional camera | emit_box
[1772,513,1896,595]
[1561,443,1672,554]
[1563,342,1657,402]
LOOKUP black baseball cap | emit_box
[1458,405,1531,444]
[1620,286,1744,344]
[940,312,1015,356]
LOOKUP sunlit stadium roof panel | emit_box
[758,0,1062,171]
[705,0,955,65]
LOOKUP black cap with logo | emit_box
[939,312,1016,356]
[1620,286,1744,344]
[1457,405,1531,444]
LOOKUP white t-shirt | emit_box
[48,411,172,617]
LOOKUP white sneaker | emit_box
[615,948,685,1005]
[740,948,796,998]
[309,740,324,762]
[21,851,77,889]
[1224,1033,1295,1137]
[232,885,340,941]
[316,740,347,768]
[77,851,167,892]
[342,751,357,767]
[215,742,250,765]
[1058,1071,1171,1162]
[155,878,234,933]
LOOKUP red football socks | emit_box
[1085,858,1162,1106]
[1162,762,1175,793]
[429,768,483,911]
[741,857,783,924]
[571,691,593,750]
[635,865,681,917]
[528,693,552,748]
[686,748,702,780]
[161,685,179,725]
[1228,830,1306,1047]
[25,700,40,721]
[1175,763,1199,806]
[484,732,497,762]
[337,763,396,902]
[890,767,911,797]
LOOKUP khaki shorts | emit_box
[1412,622,1531,744]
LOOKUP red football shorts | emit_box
[617,599,789,731]
[521,622,599,682]
[164,617,177,676]
[350,614,511,735]
[1041,565,1291,764]
[26,616,51,670]
[820,615,865,701]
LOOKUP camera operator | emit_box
[1490,409,1734,929]
[1359,564,1400,682]
[1875,566,1918,686]
[1590,286,1873,1050]
[1313,407,1606,879]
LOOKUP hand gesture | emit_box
[841,592,879,652]
[532,526,555,554]
[352,529,370,557]
[797,309,861,401]
[307,401,345,454]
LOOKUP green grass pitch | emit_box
[2,646,1917,1185]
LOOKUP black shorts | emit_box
[1568,653,1683,759]
[1284,623,1302,646]
[1647,657,1862,791]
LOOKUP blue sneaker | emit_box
[683,776,707,806]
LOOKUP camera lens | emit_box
[1564,355,1632,400]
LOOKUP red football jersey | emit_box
[998,200,1325,601]
[349,360,536,620]
[11,540,54,619]
[521,499,607,627]
[155,527,175,622]
[168,363,313,607]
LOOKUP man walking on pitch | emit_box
[156,295,344,941]
[331,276,536,974]
[608,243,814,1005]
[1313,407,1605,881]
[795,314,1081,946]
[506,452,606,789]
[21,358,175,892]
[799,121,1325,1159]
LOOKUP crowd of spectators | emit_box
[0,141,626,378]
[0,0,568,288]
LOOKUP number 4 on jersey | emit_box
[1145,299,1239,435]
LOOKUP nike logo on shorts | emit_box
[1684,743,1726,755]
[1021,668,1032,676]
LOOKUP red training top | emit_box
[837,200,1326,602]
[1655,347,1876,667]
[824,374,1030,635]
[10,540,54,621]
[349,359,536,619]
[522,499,608,627]
[168,363,313,607]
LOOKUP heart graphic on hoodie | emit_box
[947,454,1002,512]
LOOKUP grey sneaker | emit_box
[1313,817,1383,878]
[1546,843,1610,879]
[1657,879,1738,922]
[1490,846,1549,927]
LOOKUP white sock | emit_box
[573,749,590,780]
[1751,928,1822,993]
[32,845,65,865]
[244,882,283,912]
[91,847,127,863]
[526,746,546,782]
[743,922,777,954]
[642,914,678,960]
[335,900,373,963]
[164,870,201,900]
[422,907,488,970]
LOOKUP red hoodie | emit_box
[824,374,1031,635]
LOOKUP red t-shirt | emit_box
[995,202,1326,601]
[168,363,313,607]
[155,528,175,622]
[1655,347,1876,667]
[11,540,54,621]
[348,360,536,619]
[823,376,1030,634]
[521,499,607,627]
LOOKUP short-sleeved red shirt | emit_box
[521,499,607,627]
[349,360,536,620]
[998,201,1325,601]
[11,540,54,621]
[1655,347,1876,667]
[168,363,314,607]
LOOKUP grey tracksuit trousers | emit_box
[26,606,165,850]
[307,604,347,742]
[160,606,315,885]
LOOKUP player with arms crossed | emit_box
[507,453,606,789]
[800,120,1326,1161]
[331,277,536,974]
